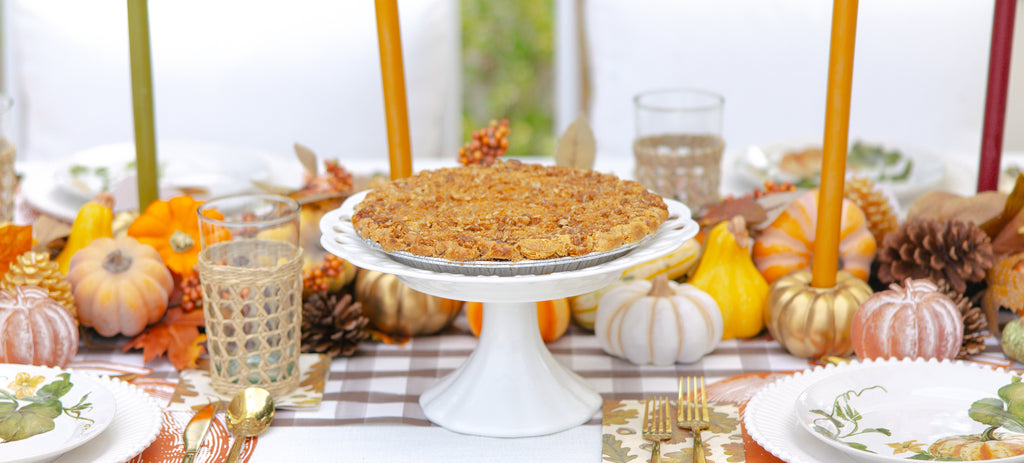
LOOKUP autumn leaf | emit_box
[0,223,33,277]
[124,307,207,370]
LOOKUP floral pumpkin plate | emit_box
[0,364,116,463]
[794,359,1024,462]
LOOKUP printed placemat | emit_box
[602,399,744,463]
[168,353,330,411]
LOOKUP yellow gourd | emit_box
[55,192,114,274]
[688,216,768,339]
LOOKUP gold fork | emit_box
[641,395,672,463]
[678,376,710,463]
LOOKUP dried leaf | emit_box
[30,216,70,253]
[699,196,767,228]
[554,115,596,169]
[294,142,319,177]
[0,224,33,277]
[982,173,1024,238]
[123,307,207,370]
[754,190,802,230]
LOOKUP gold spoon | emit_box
[225,387,275,463]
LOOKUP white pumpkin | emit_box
[595,275,723,365]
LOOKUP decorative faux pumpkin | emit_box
[127,195,219,276]
[0,223,32,277]
[689,216,768,339]
[594,275,722,365]
[752,189,876,284]
[66,236,174,337]
[0,286,79,367]
[982,252,1024,337]
[1002,317,1024,363]
[569,237,701,330]
[851,279,963,361]
[928,431,1024,461]
[55,192,114,274]
[466,299,571,343]
[354,269,462,337]
[765,269,873,359]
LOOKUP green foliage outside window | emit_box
[461,0,554,158]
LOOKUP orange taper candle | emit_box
[811,0,858,289]
[374,0,413,180]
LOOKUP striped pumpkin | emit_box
[752,189,876,284]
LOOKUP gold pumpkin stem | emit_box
[169,230,195,253]
[647,275,674,298]
[102,250,133,274]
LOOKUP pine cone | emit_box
[844,177,900,244]
[0,251,76,318]
[936,280,988,359]
[301,291,368,357]
[877,220,995,293]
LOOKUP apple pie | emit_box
[351,160,668,262]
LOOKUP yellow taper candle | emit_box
[811,0,858,289]
[126,0,159,210]
[374,0,413,180]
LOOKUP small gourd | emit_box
[689,216,768,339]
[55,192,114,274]
[594,275,722,365]
[466,299,571,343]
[851,279,963,360]
[354,269,462,337]
[569,238,701,330]
[0,286,79,367]
[1002,317,1024,363]
[752,189,876,284]
[66,236,174,337]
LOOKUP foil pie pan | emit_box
[361,236,649,277]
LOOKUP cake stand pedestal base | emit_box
[419,301,602,437]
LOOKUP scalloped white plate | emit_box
[0,364,115,463]
[745,359,1024,463]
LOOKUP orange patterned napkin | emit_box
[602,399,745,463]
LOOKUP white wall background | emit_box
[1,0,460,164]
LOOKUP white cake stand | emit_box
[320,190,698,437]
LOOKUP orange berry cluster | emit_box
[323,160,354,192]
[302,254,345,294]
[458,119,510,166]
[178,274,203,311]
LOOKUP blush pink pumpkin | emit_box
[0,286,79,367]
[851,278,963,360]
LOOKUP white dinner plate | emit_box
[50,372,163,463]
[0,364,116,463]
[52,140,272,201]
[737,139,944,202]
[795,360,1024,463]
[745,358,1024,463]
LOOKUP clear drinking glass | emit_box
[633,89,725,210]
[196,194,303,398]
[0,95,16,222]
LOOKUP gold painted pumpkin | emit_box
[765,269,873,359]
[354,269,462,337]
[929,431,1024,460]
[752,189,876,284]
[0,286,79,367]
[594,275,722,365]
[466,299,571,343]
[569,237,701,330]
[851,279,963,361]
[689,216,768,339]
[66,236,174,337]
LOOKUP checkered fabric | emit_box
[73,325,1010,428]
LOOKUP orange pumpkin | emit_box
[753,189,876,284]
[466,300,570,343]
[0,286,79,367]
[127,195,222,276]
[851,279,963,361]
[66,236,174,337]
